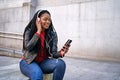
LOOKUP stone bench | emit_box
[20,73,53,80]
[43,74,53,80]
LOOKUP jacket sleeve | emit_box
[24,30,40,51]
[51,32,62,58]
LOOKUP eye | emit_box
[43,18,47,21]
[43,18,51,22]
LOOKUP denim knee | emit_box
[19,60,43,80]
[30,69,43,80]
[57,59,66,69]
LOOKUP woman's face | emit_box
[40,13,51,30]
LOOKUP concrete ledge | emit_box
[0,48,22,58]
[0,51,22,58]
[0,31,23,40]
[0,1,30,9]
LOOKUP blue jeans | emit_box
[19,58,66,80]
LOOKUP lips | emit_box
[44,24,50,28]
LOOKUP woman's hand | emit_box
[60,45,70,56]
[36,18,42,34]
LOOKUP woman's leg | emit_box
[40,59,66,80]
[19,60,43,80]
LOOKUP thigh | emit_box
[19,60,43,77]
[40,58,65,74]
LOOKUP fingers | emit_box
[61,45,70,54]
[36,18,42,33]
[63,45,70,50]
[36,18,41,24]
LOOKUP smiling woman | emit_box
[19,10,71,80]
[39,13,51,29]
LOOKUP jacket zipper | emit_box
[48,34,52,44]
[46,34,53,58]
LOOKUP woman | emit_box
[19,10,70,80]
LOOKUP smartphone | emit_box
[65,39,72,46]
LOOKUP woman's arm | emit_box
[50,31,63,58]
[24,29,40,51]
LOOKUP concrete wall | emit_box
[0,0,120,62]
[0,0,31,50]
[36,0,120,61]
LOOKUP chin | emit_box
[45,26,49,29]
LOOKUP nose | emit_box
[46,20,51,24]
[47,20,51,23]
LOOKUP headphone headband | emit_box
[37,10,41,18]
[37,10,41,21]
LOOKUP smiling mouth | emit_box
[45,25,49,28]
[46,23,50,26]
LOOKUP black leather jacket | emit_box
[23,28,61,64]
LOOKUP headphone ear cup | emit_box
[37,18,40,21]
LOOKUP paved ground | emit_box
[0,56,120,80]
